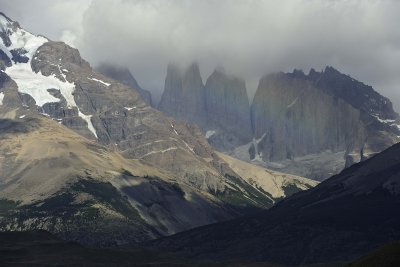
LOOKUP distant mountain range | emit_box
[0,13,316,245]
[1,11,399,267]
[158,63,400,180]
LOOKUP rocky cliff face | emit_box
[158,63,399,180]
[250,72,365,163]
[159,64,253,151]
[307,66,398,120]
[205,70,253,150]
[249,69,399,180]
[96,63,152,106]
[158,63,207,128]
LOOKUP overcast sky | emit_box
[1,0,400,109]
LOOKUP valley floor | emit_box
[0,230,367,267]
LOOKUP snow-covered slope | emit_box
[0,12,97,137]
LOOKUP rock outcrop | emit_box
[159,64,253,151]
[158,63,207,128]
[250,72,364,161]
[205,69,253,150]
[249,69,399,180]
[96,63,153,106]
[307,66,398,120]
[158,63,400,180]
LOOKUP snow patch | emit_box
[7,27,48,60]
[287,97,298,108]
[88,77,110,86]
[0,92,4,105]
[6,63,69,106]
[171,123,179,135]
[124,106,136,111]
[373,114,396,124]
[78,110,97,138]
[251,133,266,162]
[19,115,25,118]
[140,147,178,158]
[373,115,400,130]
[205,130,216,139]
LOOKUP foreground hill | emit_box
[348,242,400,267]
[0,230,292,267]
[151,142,400,265]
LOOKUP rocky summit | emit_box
[0,13,316,245]
[158,63,207,128]
[205,69,253,150]
[96,63,153,106]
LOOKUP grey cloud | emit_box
[1,0,400,108]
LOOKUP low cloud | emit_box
[1,0,400,108]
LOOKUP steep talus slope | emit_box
[216,152,318,201]
[96,63,152,106]
[151,143,400,265]
[0,13,317,244]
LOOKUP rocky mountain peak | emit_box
[287,68,306,79]
[96,63,152,105]
[159,62,207,128]
[159,63,253,152]
[205,68,252,148]
[309,66,398,120]
[248,68,400,180]
[208,68,246,86]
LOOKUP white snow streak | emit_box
[170,123,179,135]
[0,92,4,105]
[205,130,216,139]
[88,77,111,86]
[287,97,298,108]
[140,147,178,158]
